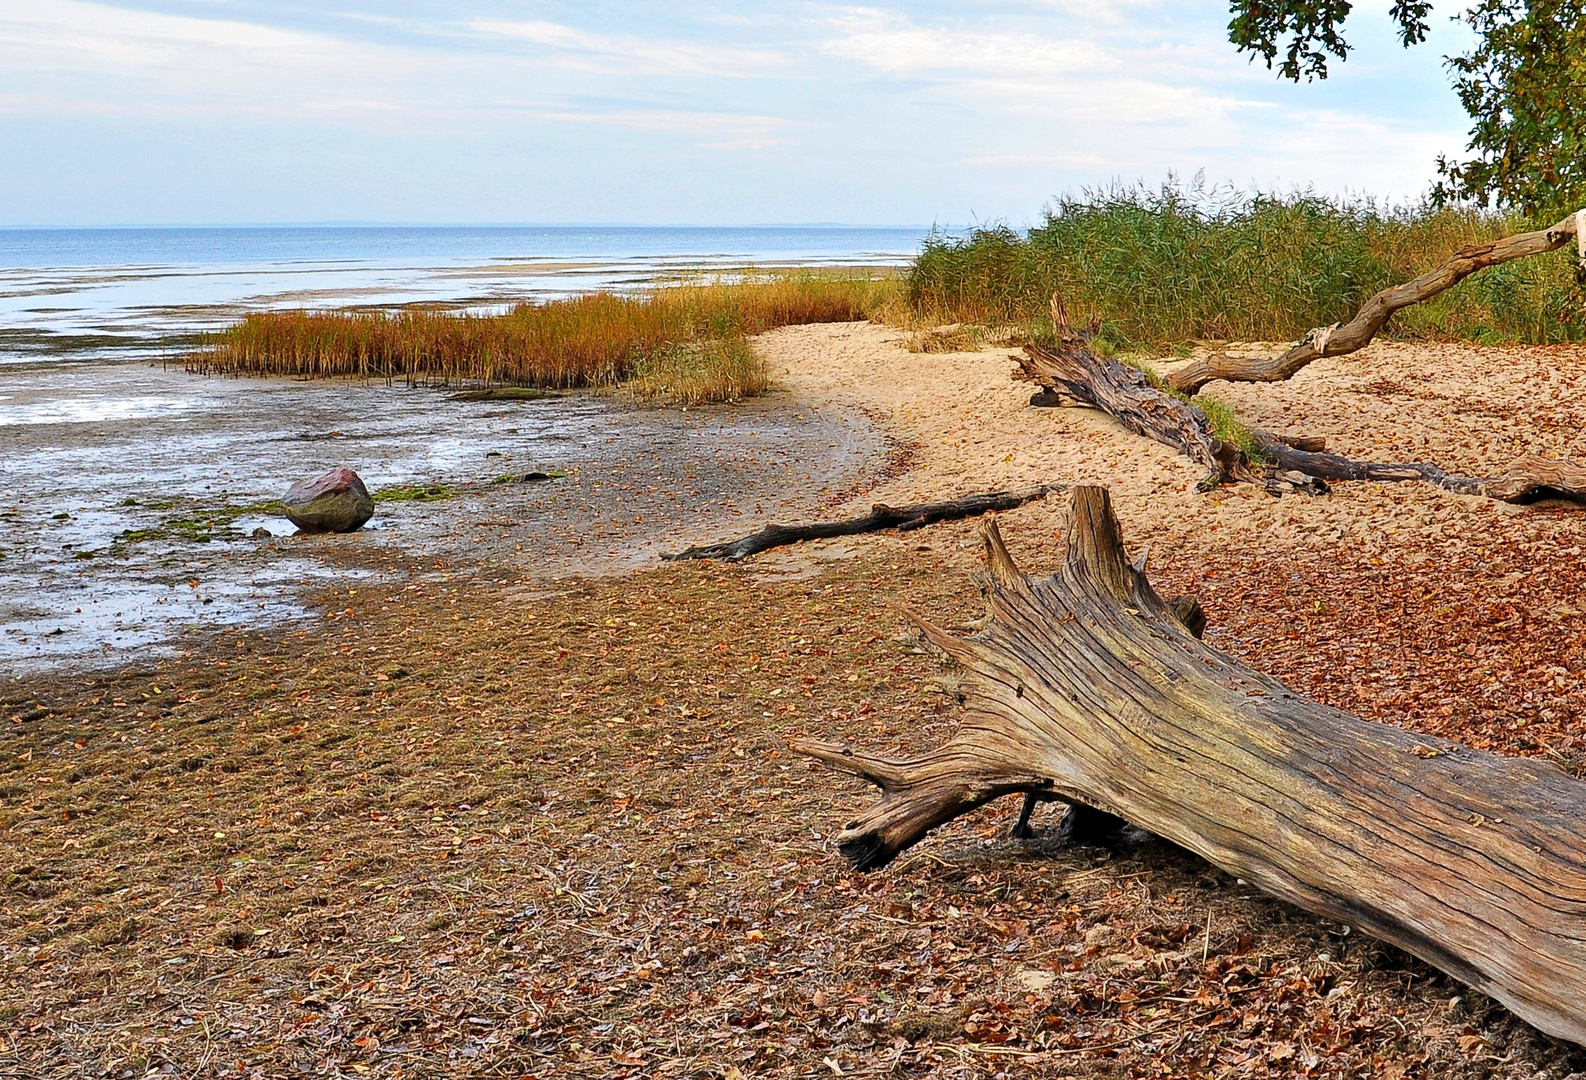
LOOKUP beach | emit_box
[5,323,1586,1077]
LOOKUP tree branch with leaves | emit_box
[1228,1,1586,213]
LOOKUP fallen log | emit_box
[1167,210,1585,395]
[662,485,1063,562]
[1252,441,1586,505]
[1017,338,1586,504]
[791,487,1586,1047]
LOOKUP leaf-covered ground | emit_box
[5,500,1586,1079]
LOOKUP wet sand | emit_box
[0,361,888,673]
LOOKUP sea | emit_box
[0,224,928,366]
[0,225,927,672]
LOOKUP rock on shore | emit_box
[281,468,374,533]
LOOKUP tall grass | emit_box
[627,335,770,405]
[908,180,1586,350]
[191,274,895,400]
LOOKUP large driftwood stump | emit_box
[1018,337,1586,504]
[1167,211,1584,395]
[792,487,1586,1046]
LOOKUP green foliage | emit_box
[1194,395,1266,461]
[1228,1,1586,213]
[1130,359,1264,460]
[1227,0,1430,81]
[908,181,1585,349]
[1434,0,1586,213]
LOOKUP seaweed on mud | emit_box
[447,387,557,402]
[111,500,286,547]
[372,484,458,502]
[492,472,564,484]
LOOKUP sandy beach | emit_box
[5,324,1586,1078]
[756,321,1586,568]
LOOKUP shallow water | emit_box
[0,225,924,364]
[0,362,885,673]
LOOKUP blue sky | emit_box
[0,1,1479,227]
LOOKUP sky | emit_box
[0,1,1481,228]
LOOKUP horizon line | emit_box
[0,220,941,232]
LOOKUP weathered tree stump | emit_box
[793,487,1586,1046]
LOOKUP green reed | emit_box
[907,180,1585,350]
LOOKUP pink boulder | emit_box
[281,468,374,533]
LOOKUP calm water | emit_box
[0,224,928,365]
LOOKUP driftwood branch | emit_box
[792,487,1586,1047]
[1253,440,1586,504]
[1017,338,1586,504]
[1166,211,1584,395]
[662,485,1064,562]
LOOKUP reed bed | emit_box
[190,274,895,401]
[908,181,1586,351]
[626,335,771,405]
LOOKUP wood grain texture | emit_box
[1166,211,1584,395]
[1014,342,1237,486]
[793,487,1586,1046]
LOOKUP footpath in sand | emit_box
[4,323,1586,1079]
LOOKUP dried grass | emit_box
[625,334,770,405]
[189,274,898,403]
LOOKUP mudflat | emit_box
[5,324,1586,1078]
[0,361,885,672]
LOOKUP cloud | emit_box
[814,6,1252,135]
[522,105,786,148]
[962,152,1110,168]
[469,19,786,78]
[0,0,1472,223]
[0,0,423,117]
[819,9,1113,78]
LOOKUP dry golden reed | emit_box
[625,335,771,406]
[190,275,894,397]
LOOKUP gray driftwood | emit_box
[663,485,1063,562]
[1167,211,1585,395]
[1017,337,1586,504]
[792,487,1586,1047]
